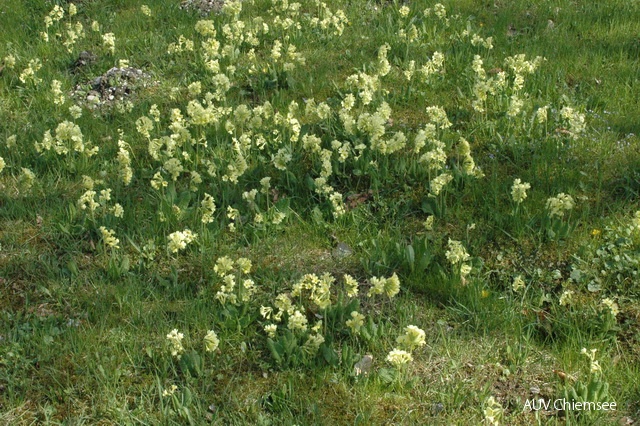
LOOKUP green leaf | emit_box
[179,351,203,377]
[321,344,339,367]
[267,338,282,364]
[378,368,396,384]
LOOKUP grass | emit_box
[1,0,639,424]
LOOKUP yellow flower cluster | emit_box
[396,325,426,351]
[167,229,197,253]
[213,256,255,305]
[44,5,65,29]
[99,226,120,249]
[203,330,219,352]
[102,33,116,54]
[18,168,36,194]
[19,59,42,84]
[385,349,413,367]
[166,329,184,359]
[581,348,601,374]
[559,106,586,139]
[367,273,401,298]
[511,178,531,203]
[51,80,65,105]
[36,121,98,157]
[345,311,365,334]
[291,273,334,310]
[458,137,482,177]
[559,289,574,306]
[470,55,506,113]
[445,239,472,281]
[512,275,525,292]
[483,396,503,426]
[545,193,575,218]
[77,184,123,220]
[601,298,619,317]
[307,1,349,36]
[200,193,217,224]
[116,140,133,186]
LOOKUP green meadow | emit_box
[1,0,639,424]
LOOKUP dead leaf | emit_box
[353,354,373,376]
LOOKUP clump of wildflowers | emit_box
[559,290,574,306]
[36,121,98,157]
[19,59,42,84]
[162,385,178,397]
[203,330,219,352]
[200,193,217,224]
[512,275,525,292]
[18,168,36,194]
[367,273,401,298]
[546,193,575,218]
[214,257,255,305]
[264,324,278,338]
[396,325,426,351]
[287,310,308,333]
[559,106,586,139]
[345,311,365,334]
[445,239,470,265]
[457,137,482,177]
[536,105,549,124]
[483,396,503,426]
[581,348,601,374]
[3,54,16,69]
[445,239,471,280]
[343,274,359,297]
[167,229,197,253]
[167,329,184,359]
[386,349,413,367]
[102,33,116,54]
[601,298,619,317]
[291,273,334,310]
[51,80,65,105]
[302,333,325,355]
[69,105,82,119]
[99,226,120,249]
[430,173,453,196]
[116,139,133,185]
[511,178,531,204]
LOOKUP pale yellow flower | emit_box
[546,193,575,218]
[396,325,426,351]
[287,310,308,333]
[512,275,525,292]
[102,33,116,54]
[162,385,178,397]
[601,298,619,317]
[511,179,531,204]
[386,349,413,367]
[559,290,574,306]
[264,324,277,338]
[167,229,197,253]
[344,274,359,297]
[166,329,184,358]
[345,311,365,334]
[99,227,119,249]
[204,330,219,352]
